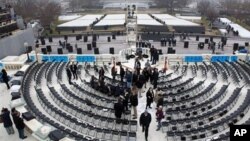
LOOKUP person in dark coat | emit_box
[142,68,149,88]
[70,62,78,80]
[1,69,10,89]
[146,88,154,109]
[125,69,132,88]
[156,106,164,131]
[11,108,27,139]
[66,67,72,85]
[114,98,124,122]
[123,89,130,112]
[1,108,14,135]
[153,68,159,89]
[120,66,125,83]
[134,58,141,75]
[136,74,145,97]
[111,66,117,82]
[150,46,155,61]
[140,110,151,141]
[90,75,96,88]
[132,71,138,85]
[152,48,157,65]
[114,84,122,97]
[157,94,164,108]
[98,67,105,80]
[130,85,138,119]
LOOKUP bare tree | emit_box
[11,0,61,27]
[197,0,211,16]
[69,0,80,12]
[36,0,61,27]
[206,7,219,23]
[155,0,189,14]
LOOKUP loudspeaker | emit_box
[245,42,249,46]
[210,37,213,42]
[142,42,145,47]
[46,45,52,52]
[184,41,189,48]
[77,48,82,54]
[94,48,99,54]
[58,48,63,54]
[233,43,239,51]
[112,34,116,39]
[68,46,73,53]
[41,48,47,54]
[205,39,209,44]
[196,36,199,41]
[167,48,173,54]
[41,40,45,45]
[93,35,97,42]
[167,48,175,54]
[107,37,111,42]
[64,35,68,40]
[49,37,53,42]
[158,49,163,55]
[92,42,96,48]
[84,36,88,42]
[110,47,114,54]
[87,44,92,50]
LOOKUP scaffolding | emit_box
[126,4,138,49]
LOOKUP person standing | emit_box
[11,108,27,139]
[152,48,158,65]
[130,85,138,119]
[1,69,10,89]
[140,110,152,141]
[120,66,125,83]
[98,67,105,80]
[146,88,154,109]
[142,68,149,88]
[150,46,155,61]
[123,89,130,112]
[1,108,15,135]
[135,58,141,75]
[145,60,151,69]
[125,70,132,88]
[114,98,124,123]
[66,67,72,85]
[154,88,162,103]
[153,68,159,89]
[111,66,117,82]
[70,62,78,80]
[156,106,164,131]
[136,74,144,97]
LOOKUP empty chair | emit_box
[112,130,120,141]
[120,131,128,141]
[128,132,136,141]
[103,129,112,140]
[130,120,137,132]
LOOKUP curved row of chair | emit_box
[167,89,250,141]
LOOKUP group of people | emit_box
[1,108,27,139]
[66,62,78,84]
[110,57,165,141]
[160,38,176,47]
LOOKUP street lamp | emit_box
[24,42,31,62]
